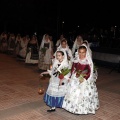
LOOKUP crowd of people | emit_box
[0,31,99,115]
[1,24,120,115]
[39,34,99,115]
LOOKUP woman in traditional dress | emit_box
[38,34,53,70]
[40,50,70,112]
[8,33,16,55]
[18,35,29,59]
[62,44,99,115]
[15,34,22,57]
[25,35,39,64]
[0,32,8,53]
[72,35,83,57]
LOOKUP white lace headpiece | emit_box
[57,39,69,50]
[52,49,68,71]
[39,34,51,50]
[74,44,93,81]
[82,40,92,58]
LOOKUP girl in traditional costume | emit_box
[62,44,99,114]
[40,50,70,112]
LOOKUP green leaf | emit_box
[60,67,71,76]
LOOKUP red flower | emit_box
[76,73,80,78]
[58,74,64,80]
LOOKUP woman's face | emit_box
[78,48,86,60]
[56,52,64,62]
[61,41,67,48]
[77,36,83,44]
[45,35,49,41]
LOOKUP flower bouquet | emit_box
[58,67,71,80]
[40,47,47,55]
[76,70,87,83]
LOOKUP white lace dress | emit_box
[62,60,99,114]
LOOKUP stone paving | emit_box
[0,53,120,120]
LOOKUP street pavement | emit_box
[0,53,120,120]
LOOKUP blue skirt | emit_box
[44,93,64,108]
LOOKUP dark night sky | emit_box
[0,0,119,35]
[60,1,119,28]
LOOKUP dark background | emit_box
[0,0,119,37]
